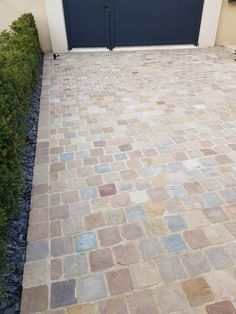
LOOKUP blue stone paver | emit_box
[199,157,217,167]
[201,192,223,207]
[64,132,76,139]
[76,232,97,252]
[115,153,127,161]
[95,164,111,174]
[126,205,146,221]
[168,185,186,198]
[162,234,187,253]
[80,187,98,200]
[165,215,187,232]
[60,153,74,161]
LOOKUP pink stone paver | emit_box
[22,48,236,313]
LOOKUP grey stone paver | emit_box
[51,279,77,308]
[139,237,163,260]
[63,253,88,278]
[157,256,187,282]
[78,273,107,302]
[25,239,48,262]
[21,48,236,313]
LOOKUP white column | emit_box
[45,0,68,53]
[198,0,222,48]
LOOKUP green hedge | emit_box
[0,13,41,250]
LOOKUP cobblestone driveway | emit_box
[21,48,236,313]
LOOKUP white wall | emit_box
[0,0,52,52]
[45,0,67,53]
[216,0,236,45]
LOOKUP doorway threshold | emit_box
[71,48,108,52]
[113,45,196,52]
[71,45,197,53]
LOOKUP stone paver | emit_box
[128,289,159,314]
[63,254,88,277]
[156,283,188,313]
[89,248,113,271]
[99,296,128,314]
[22,48,236,313]
[51,280,77,308]
[78,273,107,302]
[206,270,236,299]
[106,268,134,296]
[157,256,186,282]
[21,285,48,313]
[131,260,160,288]
[181,277,214,306]
[206,301,236,314]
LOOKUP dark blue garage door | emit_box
[63,0,204,50]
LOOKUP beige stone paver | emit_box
[21,48,236,313]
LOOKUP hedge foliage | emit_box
[0,14,41,246]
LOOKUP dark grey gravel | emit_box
[0,55,44,314]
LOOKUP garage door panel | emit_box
[63,0,204,49]
[113,0,203,46]
[64,0,109,48]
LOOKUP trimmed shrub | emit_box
[0,13,41,253]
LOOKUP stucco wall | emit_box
[216,0,236,45]
[0,0,52,52]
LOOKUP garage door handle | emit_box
[104,5,110,12]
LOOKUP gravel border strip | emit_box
[0,56,44,314]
